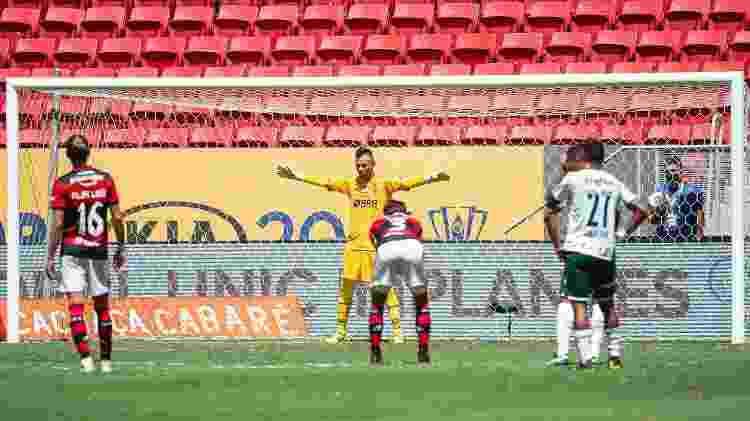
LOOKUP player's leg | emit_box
[563,253,595,369]
[60,256,94,373]
[401,239,430,365]
[594,259,623,369]
[364,250,402,344]
[547,256,574,367]
[90,258,113,373]
[590,301,605,366]
[326,248,358,344]
[369,247,393,365]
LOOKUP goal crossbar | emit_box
[4,72,747,344]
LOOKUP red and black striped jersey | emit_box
[369,213,422,248]
[50,166,119,259]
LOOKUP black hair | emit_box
[664,156,683,168]
[567,143,604,165]
[355,146,374,161]
[65,134,90,166]
[384,200,407,215]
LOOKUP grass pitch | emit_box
[1,340,749,421]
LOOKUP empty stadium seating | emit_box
[0,0,747,149]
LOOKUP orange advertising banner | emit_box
[0,296,308,340]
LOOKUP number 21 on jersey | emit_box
[586,192,612,229]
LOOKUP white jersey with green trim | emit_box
[546,168,637,261]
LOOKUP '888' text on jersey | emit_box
[546,168,637,261]
[51,166,120,260]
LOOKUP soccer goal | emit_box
[2,73,748,347]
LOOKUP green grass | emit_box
[1,340,749,421]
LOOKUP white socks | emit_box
[574,329,593,364]
[591,303,604,360]
[556,301,574,358]
[607,330,624,358]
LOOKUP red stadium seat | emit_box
[255,5,298,38]
[214,6,257,37]
[130,101,172,126]
[538,89,583,121]
[8,0,44,8]
[227,36,271,66]
[345,3,388,35]
[300,5,345,36]
[728,31,750,63]
[611,61,655,72]
[617,0,663,33]
[31,67,73,77]
[480,0,523,34]
[141,37,185,69]
[118,66,160,76]
[91,0,129,7]
[508,125,552,145]
[0,68,31,81]
[526,1,571,36]
[451,32,496,65]
[222,0,263,5]
[383,63,426,75]
[248,65,290,76]
[664,0,710,32]
[184,36,227,67]
[53,38,98,69]
[498,32,543,65]
[390,3,434,34]
[407,33,453,64]
[337,64,382,76]
[682,30,726,63]
[126,7,169,38]
[429,63,471,75]
[474,62,515,75]
[177,0,212,6]
[435,3,479,35]
[565,62,607,73]
[11,38,57,68]
[636,30,682,62]
[415,126,460,146]
[143,128,191,148]
[317,35,363,65]
[234,127,278,148]
[520,62,563,74]
[689,122,725,144]
[572,0,612,34]
[657,61,701,72]
[0,8,41,41]
[97,37,141,68]
[204,65,247,77]
[709,0,748,32]
[162,66,204,76]
[293,64,335,76]
[40,8,83,40]
[370,126,417,147]
[76,67,117,77]
[279,126,325,147]
[701,60,746,72]
[101,128,146,148]
[324,125,370,147]
[462,126,506,146]
[361,34,404,65]
[545,32,591,64]
[592,30,637,65]
[134,0,176,7]
[602,125,643,144]
[272,36,318,66]
[81,7,126,41]
[189,126,234,148]
[552,124,601,145]
[645,124,691,144]
[169,7,214,37]
[0,39,11,67]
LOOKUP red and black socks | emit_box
[369,303,384,348]
[69,304,90,359]
[96,306,113,361]
[416,303,431,350]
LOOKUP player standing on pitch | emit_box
[368,200,430,366]
[544,143,651,369]
[46,135,125,373]
[276,147,449,345]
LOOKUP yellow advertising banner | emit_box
[1,147,545,242]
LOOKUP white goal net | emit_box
[2,74,748,346]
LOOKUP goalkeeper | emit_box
[276,147,449,344]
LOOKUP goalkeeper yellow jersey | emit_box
[303,175,427,251]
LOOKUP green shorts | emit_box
[560,252,617,302]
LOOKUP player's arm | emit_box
[108,177,126,269]
[621,184,654,238]
[369,219,381,248]
[695,189,706,239]
[385,172,450,193]
[46,210,65,263]
[276,165,349,194]
[543,179,567,258]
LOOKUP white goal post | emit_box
[4,72,747,344]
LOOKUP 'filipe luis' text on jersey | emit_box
[369,213,423,248]
[50,166,120,260]
[545,168,637,261]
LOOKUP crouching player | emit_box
[368,200,431,366]
[544,143,651,369]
